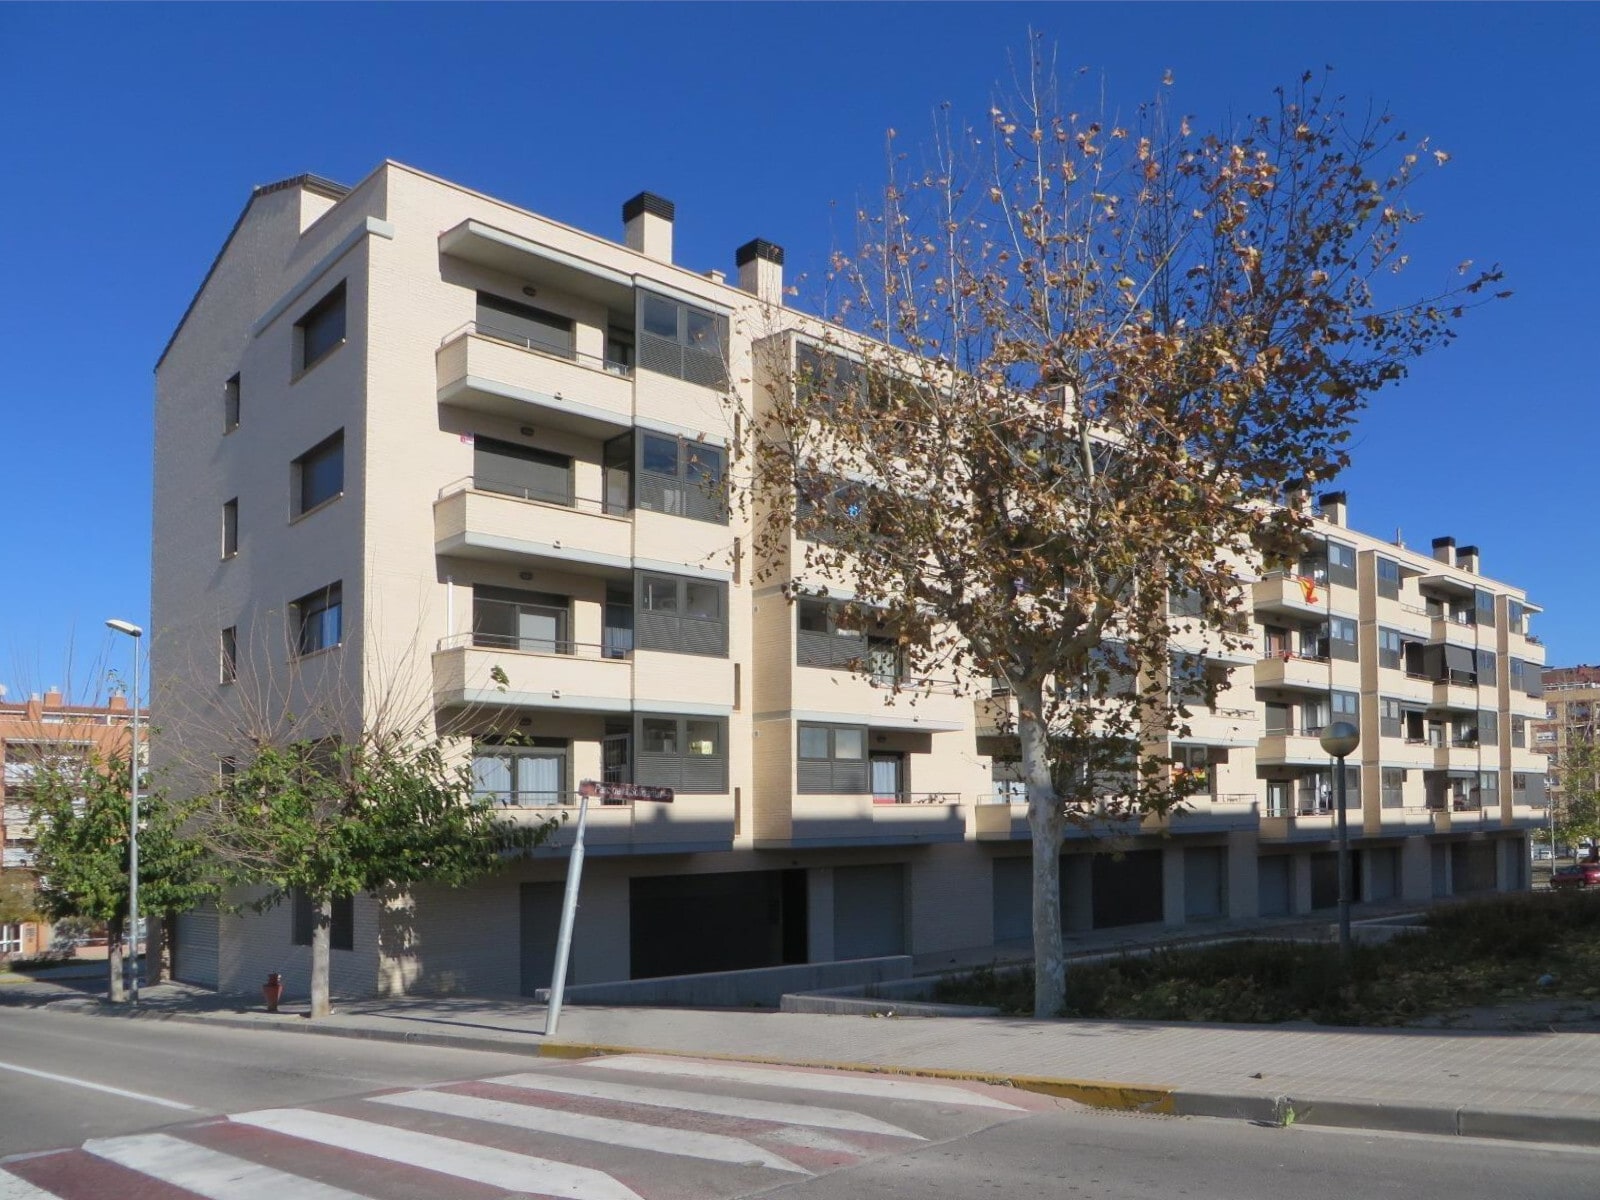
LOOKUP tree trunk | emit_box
[106,915,126,1004]
[145,913,167,986]
[310,899,332,1019]
[1019,685,1068,1019]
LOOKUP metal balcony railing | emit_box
[871,792,962,805]
[438,475,629,517]
[438,630,629,661]
[443,320,634,378]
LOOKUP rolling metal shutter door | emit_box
[1184,847,1226,919]
[832,864,906,960]
[992,858,1032,943]
[173,904,219,989]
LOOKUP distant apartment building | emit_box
[0,690,137,956]
[151,164,1549,998]
[1534,665,1600,838]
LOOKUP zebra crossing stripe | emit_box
[588,1056,1027,1110]
[81,1133,373,1200]
[0,1171,61,1200]
[230,1108,643,1200]
[372,1088,809,1174]
[490,1072,925,1139]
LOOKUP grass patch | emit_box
[934,892,1600,1024]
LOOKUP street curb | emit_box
[59,1004,1600,1148]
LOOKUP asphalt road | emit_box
[0,1006,1593,1199]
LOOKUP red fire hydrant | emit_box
[262,972,284,1013]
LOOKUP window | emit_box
[1478,770,1500,807]
[473,587,570,654]
[295,282,346,373]
[474,436,572,506]
[1512,716,1527,748]
[1326,616,1358,662]
[1381,767,1406,809]
[634,572,727,657]
[472,738,568,806]
[636,433,727,524]
[797,722,869,793]
[637,290,729,388]
[1377,627,1403,670]
[291,888,353,951]
[1326,541,1357,587]
[1475,589,1497,629]
[222,498,238,558]
[223,373,240,432]
[1475,649,1498,687]
[794,342,862,413]
[1376,555,1400,600]
[1331,690,1359,721]
[1379,698,1402,738]
[475,292,575,359]
[1508,599,1527,636]
[1477,710,1499,746]
[633,713,727,793]
[220,626,237,684]
[293,430,344,516]
[292,582,342,656]
[1168,587,1205,619]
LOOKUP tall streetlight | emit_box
[106,618,143,1004]
[1319,720,1360,966]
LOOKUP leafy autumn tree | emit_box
[746,58,1504,1016]
[1554,739,1600,855]
[0,870,42,932]
[195,730,554,1018]
[28,752,209,1001]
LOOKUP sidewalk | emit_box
[8,973,1598,1147]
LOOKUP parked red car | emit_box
[1550,863,1600,890]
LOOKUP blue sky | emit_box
[2,2,1595,700]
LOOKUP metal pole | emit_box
[128,642,141,1005]
[1335,751,1350,966]
[544,790,589,1037]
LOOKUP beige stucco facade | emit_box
[151,165,1547,999]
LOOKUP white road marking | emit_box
[0,1172,61,1200]
[0,1060,197,1111]
[231,1108,642,1200]
[373,1088,809,1174]
[490,1072,925,1139]
[587,1055,1026,1110]
[83,1133,373,1200]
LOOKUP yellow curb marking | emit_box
[535,1041,1177,1115]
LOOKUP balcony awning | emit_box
[440,220,634,310]
[1420,571,1476,597]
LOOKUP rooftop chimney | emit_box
[1456,545,1480,574]
[622,192,674,263]
[1318,490,1347,528]
[1432,536,1456,564]
[736,238,785,305]
[44,688,62,707]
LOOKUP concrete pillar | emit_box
[807,867,835,962]
[1064,854,1093,933]
[1292,851,1314,914]
[1227,832,1259,920]
[1162,847,1186,928]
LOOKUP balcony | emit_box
[500,792,735,857]
[1256,731,1336,767]
[436,326,633,438]
[1389,737,1436,770]
[792,662,972,732]
[1172,706,1259,748]
[1374,804,1433,835]
[1430,805,1498,834]
[1253,573,1347,618]
[432,635,632,713]
[1253,651,1333,693]
[1429,614,1480,648]
[971,795,1142,842]
[1431,671,1482,711]
[1258,810,1338,842]
[1142,794,1260,834]
[1389,670,1435,705]
[786,792,967,846]
[434,479,632,576]
[1435,740,1489,771]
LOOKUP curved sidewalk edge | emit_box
[108,1005,1600,1149]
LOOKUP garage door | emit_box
[173,904,218,989]
[833,864,906,960]
[992,858,1031,943]
[1185,848,1227,919]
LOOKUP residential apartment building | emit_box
[152,164,1547,998]
[0,690,137,956]
[1533,665,1600,839]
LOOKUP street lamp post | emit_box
[106,619,143,1004]
[1320,720,1360,966]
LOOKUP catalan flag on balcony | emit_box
[1297,576,1320,605]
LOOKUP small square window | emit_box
[833,728,865,760]
[642,718,678,754]
[798,726,830,759]
[223,374,240,432]
[292,582,342,657]
[295,282,346,373]
[293,431,344,517]
[222,498,238,558]
[220,626,237,683]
